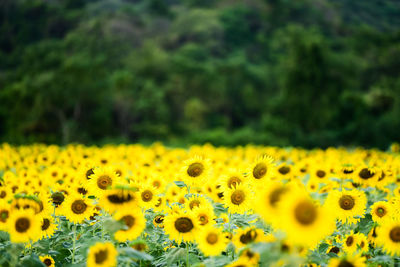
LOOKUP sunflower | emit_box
[40,215,58,239]
[223,183,253,214]
[6,209,41,243]
[153,214,165,228]
[87,167,121,197]
[232,227,266,250]
[192,205,215,227]
[278,188,335,247]
[341,231,358,254]
[246,155,275,184]
[0,200,10,230]
[355,166,381,187]
[186,194,212,211]
[113,208,146,242]
[99,186,138,214]
[218,169,246,193]
[59,193,95,224]
[370,201,392,224]
[87,242,118,267]
[238,249,260,265]
[138,182,160,210]
[254,182,290,228]
[197,226,228,256]
[376,219,400,256]
[180,156,211,187]
[164,210,199,243]
[324,189,367,224]
[327,254,366,267]
[39,255,55,267]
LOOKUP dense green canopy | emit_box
[1,0,400,148]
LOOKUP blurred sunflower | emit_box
[113,208,146,242]
[7,209,41,243]
[39,255,55,267]
[87,242,117,267]
[197,226,228,256]
[164,210,199,243]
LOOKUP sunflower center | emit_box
[141,190,153,202]
[51,192,65,207]
[189,200,200,210]
[328,246,340,254]
[294,201,317,225]
[78,187,88,195]
[269,187,286,207]
[338,260,355,267]
[0,210,9,222]
[239,229,257,244]
[278,166,290,175]
[389,226,400,242]
[343,169,354,174]
[0,191,6,198]
[154,215,164,224]
[42,218,50,230]
[376,207,386,217]
[199,214,209,225]
[253,163,267,179]
[206,233,218,245]
[187,163,204,177]
[107,192,134,204]
[42,258,52,266]
[316,170,326,178]
[359,168,374,179]
[231,190,245,205]
[174,217,194,233]
[97,175,112,190]
[122,215,135,229]
[153,181,161,188]
[95,249,108,264]
[86,168,94,179]
[346,236,354,246]
[339,195,355,210]
[71,200,87,214]
[132,243,147,251]
[227,176,242,188]
[15,217,30,233]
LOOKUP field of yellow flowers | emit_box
[0,143,400,267]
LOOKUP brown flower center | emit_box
[328,246,340,254]
[206,233,218,244]
[239,229,257,244]
[107,192,134,204]
[97,175,112,190]
[141,190,153,202]
[316,170,326,178]
[86,168,94,179]
[71,200,87,214]
[154,215,164,224]
[189,200,200,210]
[95,249,108,264]
[0,210,9,222]
[253,163,267,179]
[43,258,52,266]
[174,217,194,233]
[338,260,355,267]
[231,190,245,205]
[227,176,242,188]
[376,207,386,217]
[42,218,50,230]
[199,214,209,225]
[339,195,355,210]
[294,201,317,225]
[51,192,65,207]
[389,226,400,242]
[278,166,290,175]
[346,236,354,246]
[359,168,374,179]
[121,215,135,229]
[15,217,30,233]
[269,187,286,207]
[187,163,204,177]
[0,190,6,198]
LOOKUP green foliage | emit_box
[1,0,400,148]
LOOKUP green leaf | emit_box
[119,247,153,261]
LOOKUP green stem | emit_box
[186,243,190,267]
[71,224,77,264]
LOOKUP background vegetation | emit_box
[1,0,400,148]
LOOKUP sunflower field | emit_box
[1,143,400,267]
